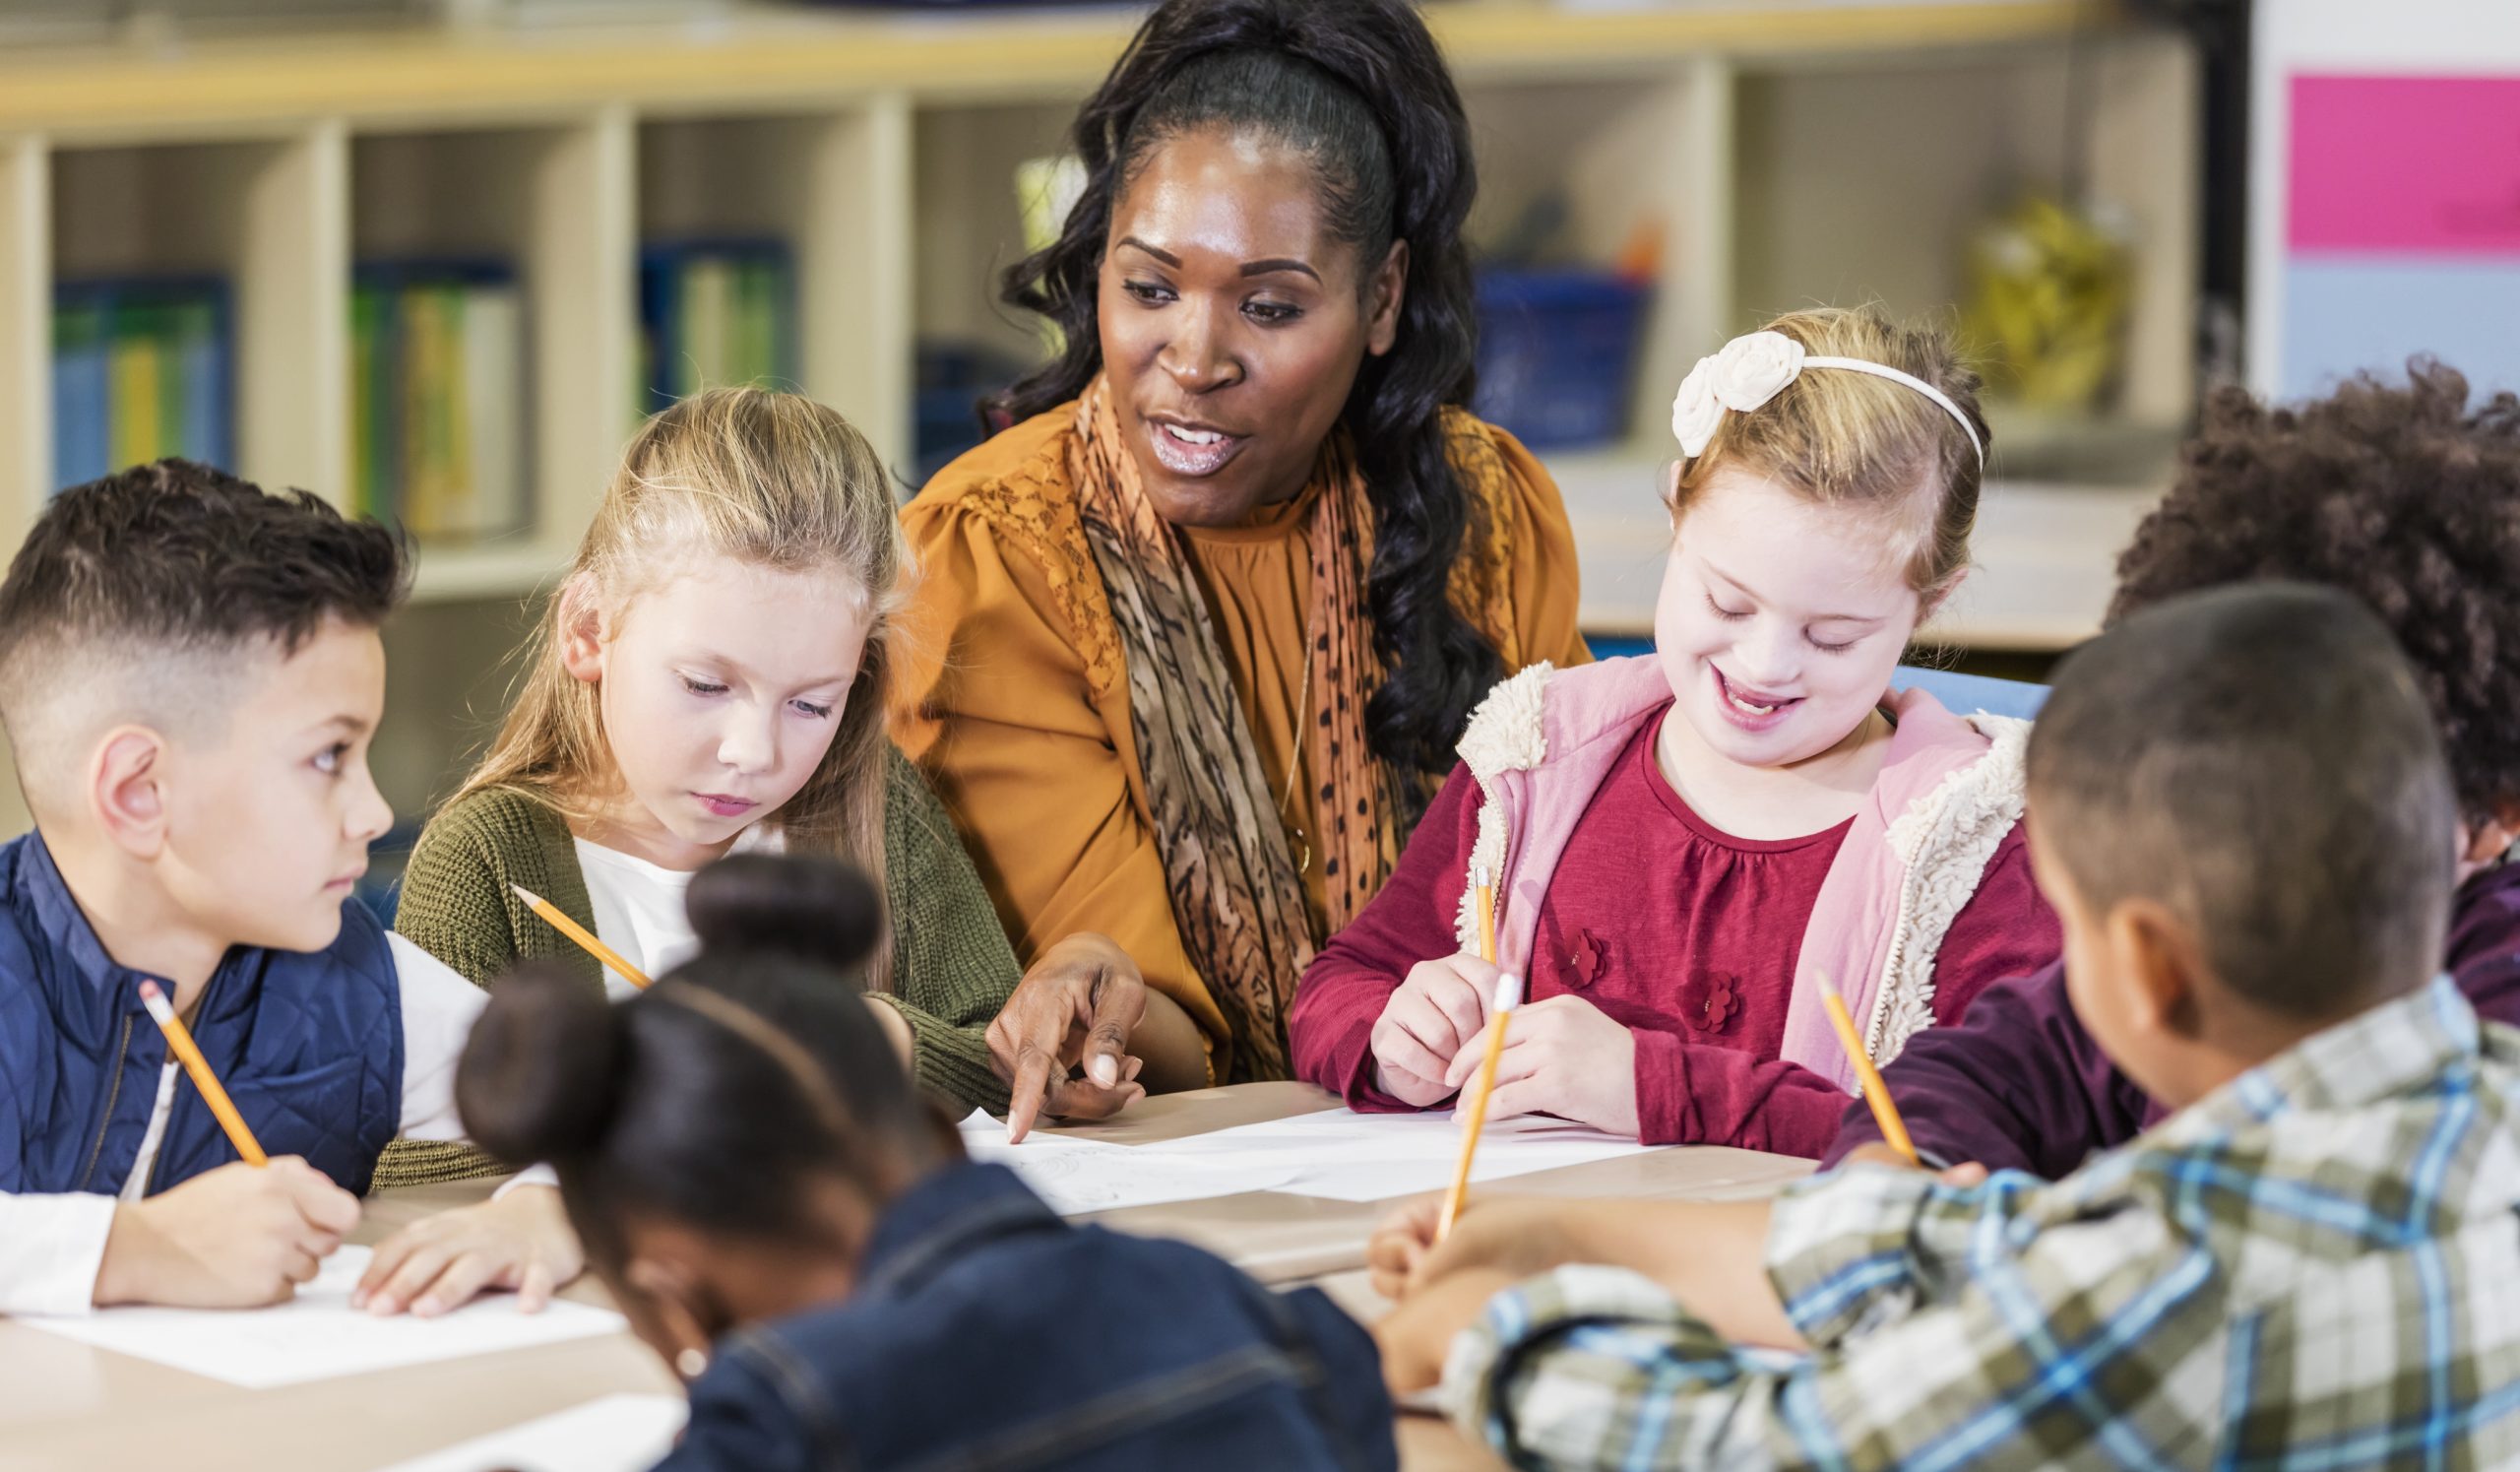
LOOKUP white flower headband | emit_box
[1670,330,1984,468]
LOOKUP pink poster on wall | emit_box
[2283,74,2520,396]
[2290,75,2520,254]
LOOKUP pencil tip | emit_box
[511,882,542,908]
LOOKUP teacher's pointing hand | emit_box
[989,932,1151,1141]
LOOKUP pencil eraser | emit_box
[137,982,175,1025]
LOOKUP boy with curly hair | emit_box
[1827,361,2520,1177]
[1377,584,2520,1468]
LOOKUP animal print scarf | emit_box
[1070,377,1401,1082]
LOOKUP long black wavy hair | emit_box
[993,0,1500,800]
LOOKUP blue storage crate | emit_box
[914,340,1033,485]
[1472,268,1651,451]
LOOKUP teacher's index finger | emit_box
[1004,1039,1059,1143]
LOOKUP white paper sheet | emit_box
[958,1112,1296,1214]
[1133,1107,1652,1202]
[18,1245,624,1388]
[376,1393,687,1472]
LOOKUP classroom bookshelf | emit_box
[0,0,2199,832]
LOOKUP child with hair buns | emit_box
[457,854,1397,1471]
[1289,306,2059,1154]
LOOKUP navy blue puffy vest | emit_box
[0,833,404,1197]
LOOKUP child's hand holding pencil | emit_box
[1366,954,1505,1108]
[92,1156,361,1309]
[91,980,364,1310]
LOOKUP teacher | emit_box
[897,0,1588,1099]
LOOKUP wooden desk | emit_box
[0,1083,1810,1472]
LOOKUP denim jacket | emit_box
[658,1160,1397,1472]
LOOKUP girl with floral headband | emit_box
[1287,306,2060,1155]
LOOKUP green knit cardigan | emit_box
[376,743,1019,1187]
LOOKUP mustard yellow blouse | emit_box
[894,404,1590,1053]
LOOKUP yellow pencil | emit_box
[137,980,267,1167]
[1437,971,1523,1245]
[512,882,654,990]
[1473,862,1497,972]
[1818,975,1918,1166]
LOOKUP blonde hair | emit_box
[457,387,910,987]
[1672,305,1988,598]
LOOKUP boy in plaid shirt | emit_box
[1371,583,2520,1470]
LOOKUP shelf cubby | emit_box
[0,1,2196,836]
[638,102,914,474]
[51,130,346,507]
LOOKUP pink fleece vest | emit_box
[1459,655,2010,1092]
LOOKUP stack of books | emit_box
[349,262,528,541]
[52,280,233,491]
[639,240,794,411]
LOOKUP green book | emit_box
[679,255,733,396]
[165,295,217,464]
[733,257,775,387]
[349,284,390,518]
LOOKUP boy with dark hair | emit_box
[0,461,581,1315]
[1374,584,2520,1468]
[1830,361,2520,1177]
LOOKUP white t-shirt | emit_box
[0,936,540,1316]
[573,827,778,1000]
[573,840,701,1000]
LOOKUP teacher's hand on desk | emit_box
[990,932,1152,1142]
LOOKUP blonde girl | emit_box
[383,388,1144,1185]
[1290,306,2061,1156]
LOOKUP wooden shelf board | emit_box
[408,539,569,603]
[0,1,2116,137]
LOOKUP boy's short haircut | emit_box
[0,459,409,801]
[2110,361,2520,822]
[2030,583,2456,1019]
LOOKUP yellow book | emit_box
[400,287,456,538]
[109,330,160,470]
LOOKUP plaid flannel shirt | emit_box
[1440,976,2520,1471]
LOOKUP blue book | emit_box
[173,295,225,469]
[638,239,794,411]
[50,291,109,490]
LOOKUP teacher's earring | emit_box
[676,1347,710,1379]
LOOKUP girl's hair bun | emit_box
[456,962,624,1165]
[684,853,883,977]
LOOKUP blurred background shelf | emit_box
[0,3,2119,134]
[0,0,2202,834]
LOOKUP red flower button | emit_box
[1695,975,1742,1034]
[1567,929,1604,990]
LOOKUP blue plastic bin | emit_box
[1472,268,1651,451]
